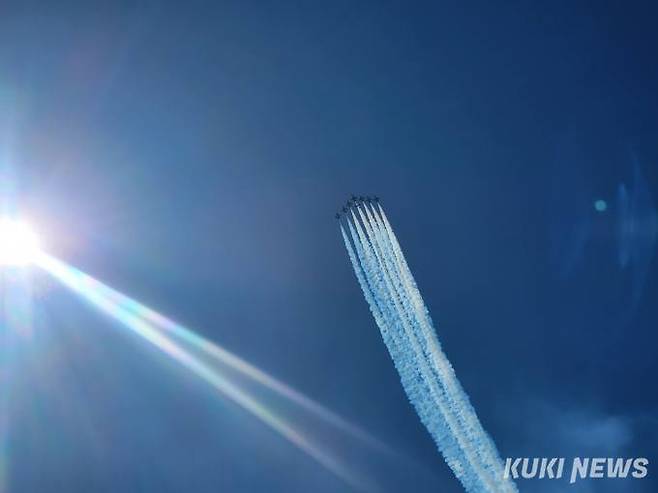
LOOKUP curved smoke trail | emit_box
[339,199,517,493]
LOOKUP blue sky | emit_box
[1,2,657,492]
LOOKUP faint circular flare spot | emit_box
[594,199,608,213]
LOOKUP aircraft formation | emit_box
[335,195,380,219]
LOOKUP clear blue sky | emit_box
[1,2,656,492]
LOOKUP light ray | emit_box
[89,275,389,454]
[34,252,377,493]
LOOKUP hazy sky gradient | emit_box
[1,2,656,492]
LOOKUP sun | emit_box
[0,219,41,266]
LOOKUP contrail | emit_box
[373,204,505,477]
[33,252,380,492]
[349,207,489,491]
[338,198,516,493]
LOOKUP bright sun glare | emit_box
[0,219,41,266]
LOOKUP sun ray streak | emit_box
[34,252,377,493]
[91,278,389,454]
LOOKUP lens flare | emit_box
[96,290,389,453]
[33,252,378,492]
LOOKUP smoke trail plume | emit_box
[338,198,517,493]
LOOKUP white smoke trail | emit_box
[344,218,473,487]
[351,206,491,492]
[346,209,477,490]
[371,204,509,485]
[339,201,517,493]
[367,203,513,491]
